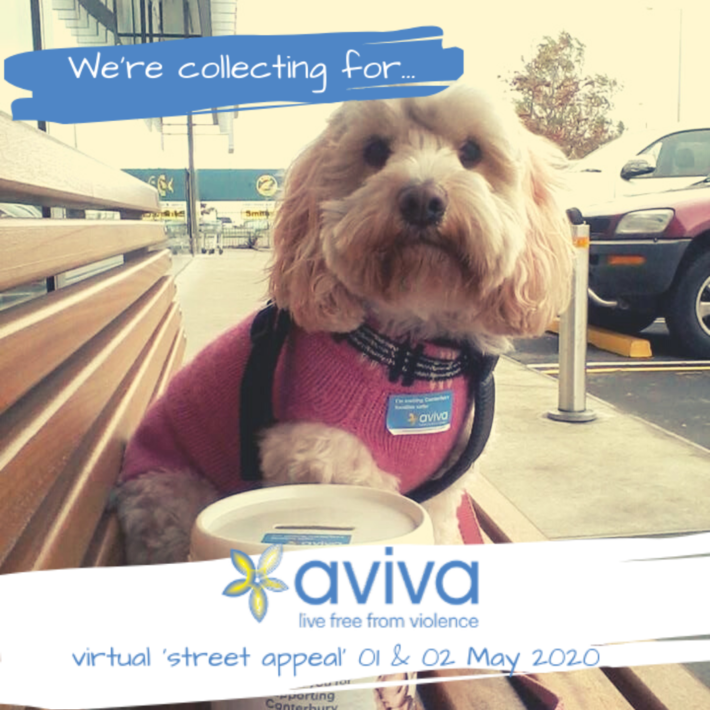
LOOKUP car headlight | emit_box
[615,209,674,235]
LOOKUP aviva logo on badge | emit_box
[223,544,288,622]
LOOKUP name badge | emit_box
[386,390,453,435]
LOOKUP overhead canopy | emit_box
[57,0,236,45]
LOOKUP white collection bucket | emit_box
[189,484,434,710]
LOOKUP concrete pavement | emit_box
[174,249,710,541]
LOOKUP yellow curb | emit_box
[546,320,652,358]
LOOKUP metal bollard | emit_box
[547,209,597,423]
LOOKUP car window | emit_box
[639,130,710,179]
[571,131,653,172]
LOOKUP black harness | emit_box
[239,303,498,503]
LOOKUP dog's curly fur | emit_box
[115,85,573,564]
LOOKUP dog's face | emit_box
[269,85,573,347]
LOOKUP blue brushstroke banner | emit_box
[4,28,463,124]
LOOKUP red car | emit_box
[583,179,710,358]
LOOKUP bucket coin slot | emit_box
[272,524,355,531]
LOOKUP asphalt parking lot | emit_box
[511,319,710,451]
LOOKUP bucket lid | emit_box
[190,485,433,559]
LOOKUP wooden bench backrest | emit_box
[0,113,185,574]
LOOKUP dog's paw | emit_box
[113,470,221,565]
[259,422,399,492]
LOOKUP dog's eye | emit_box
[459,140,483,168]
[363,137,391,168]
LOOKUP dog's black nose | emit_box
[398,184,447,227]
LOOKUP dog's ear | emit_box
[480,133,574,336]
[268,116,365,333]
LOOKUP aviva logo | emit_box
[223,544,288,622]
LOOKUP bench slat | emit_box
[81,329,187,571]
[154,329,187,399]
[419,670,529,709]
[82,512,126,569]
[1,307,181,573]
[532,669,635,710]
[0,250,171,415]
[0,112,160,212]
[467,476,548,544]
[0,277,175,567]
[80,328,186,571]
[604,664,710,710]
[0,219,166,291]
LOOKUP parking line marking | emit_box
[529,360,710,371]
[587,366,710,374]
[585,360,710,367]
[532,365,710,375]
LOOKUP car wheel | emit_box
[588,303,658,334]
[665,250,710,358]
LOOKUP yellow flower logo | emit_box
[408,413,417,425]
[223,544,288,622]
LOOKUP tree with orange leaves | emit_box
[505,31,624,159]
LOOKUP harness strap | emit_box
[239,303,498,502]
[239,304,292,481]
[407,347,497,503]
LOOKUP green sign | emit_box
[124,169,284,202]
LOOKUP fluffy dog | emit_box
[115,85,573,564]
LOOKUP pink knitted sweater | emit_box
[120,311,473,495]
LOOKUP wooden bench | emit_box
[0,112,185,577]
[2,112,709,710]
[422,476,710,709]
